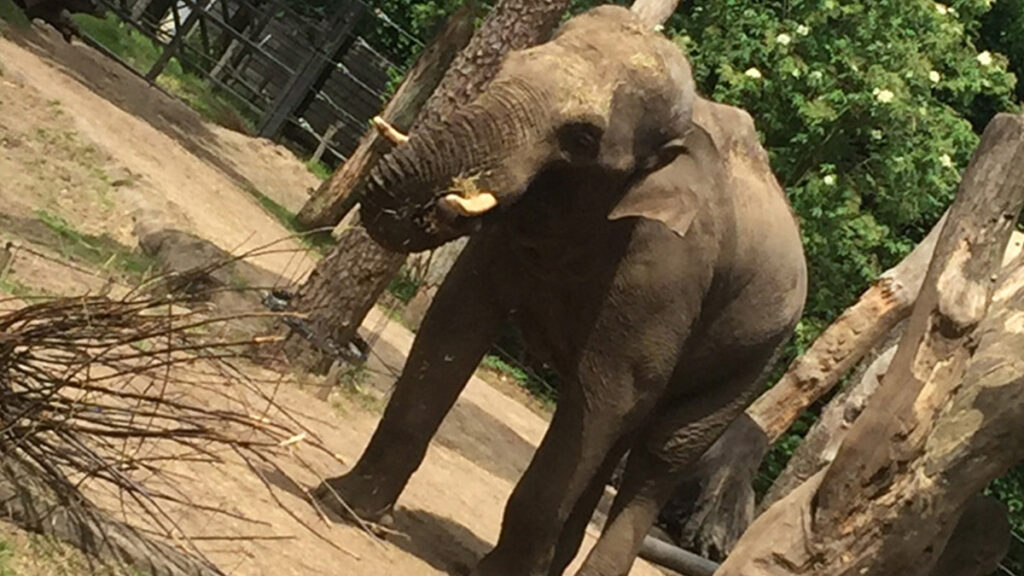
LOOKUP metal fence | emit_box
[79,0,417,167]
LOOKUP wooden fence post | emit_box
[256,0,365,139]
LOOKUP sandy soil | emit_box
[0,23,664,576]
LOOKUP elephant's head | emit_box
[359,5,699,252]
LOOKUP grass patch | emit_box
[386,267,420,304]
[305,159,332,181]
[0,523,151,576]
[73,14,257,133]
[0,538,13,576]
[36,209,156,278]
[239,186,333,255]
[0,275,37,298]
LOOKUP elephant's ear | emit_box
[608,123,722,239]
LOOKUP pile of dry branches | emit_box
[0,275,339,575]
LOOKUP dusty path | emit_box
[0,24,665,576]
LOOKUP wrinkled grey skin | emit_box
[315,6,808,576]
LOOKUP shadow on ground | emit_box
[389,507,492,575]
[5,26,269,202]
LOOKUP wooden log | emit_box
[716,112,1024,576]
[759,328,902,510]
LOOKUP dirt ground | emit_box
[0,23,665,576]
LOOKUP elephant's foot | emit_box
[311,474,397,534]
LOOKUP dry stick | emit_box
[718,112,1024,576]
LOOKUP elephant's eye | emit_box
[557,122,603,160]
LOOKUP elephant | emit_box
[312,5,808,576]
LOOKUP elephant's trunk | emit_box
[360,80,552,253]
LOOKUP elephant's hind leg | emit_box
[547,437,634,576]
[313,235,509,524]
[576,356,779,576]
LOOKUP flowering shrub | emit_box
[663,0,1017,343]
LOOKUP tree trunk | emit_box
[281,213,405,374]
[928,494,1012,576]
[668,211,946,558]
[295,1,479,231]
[717,112,1024,576]
[282,0,573,372]
[630,0,682,28]
[759,329,902,511]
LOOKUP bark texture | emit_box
[283,0,573,372]
[296,1,479,230]
[282,213,405,373]
[759,334,899,510]
[717,112,1024,576]
[928,494,1011,576]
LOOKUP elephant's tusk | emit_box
[441,192,498,217]
[371,116,410,144]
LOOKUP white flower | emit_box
[871,129,883,140]
[977,51,994,67]
[875,89,895,103]
[935,2,949,14]
[823,174,837,186]
[940,154,954,168]
[796,24,810,36]
[654,24,665,32]
[810,70,823,81]
[929,70,941,83]
[745,67,763,79]
[776,33,792,46]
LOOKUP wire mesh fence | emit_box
[76,0,421,167]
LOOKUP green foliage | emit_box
[980,0,1024,103]
[36,209,157,278]
[481,354,558,407]
[305,158,332,180]
[0,0,30,30]
[386,266,421,303]
[0,539,13,576]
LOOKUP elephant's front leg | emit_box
[473,358,661,576]
[314,236,509,523]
